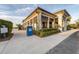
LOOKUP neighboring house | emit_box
[22,7,71,31]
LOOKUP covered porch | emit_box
[41,15,58,29]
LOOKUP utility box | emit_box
[27,26,33,36]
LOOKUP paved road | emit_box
[0,29,78,54]
[47,31,79,54]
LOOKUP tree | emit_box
[76,20,79,28]
[16,24,23,30]
[67,16,71,22]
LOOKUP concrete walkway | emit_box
[0,29,78,54]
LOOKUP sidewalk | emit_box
[0,29,78,54]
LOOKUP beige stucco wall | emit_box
[22,12,38,29]
[55,13,63,28]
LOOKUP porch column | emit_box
[32,19,33,27]
[29,20,31,26]
[52,18,55,28]
[64,18,67,31]
[38,13,42,30]
[47,17,50,28]
[28,21,30,26]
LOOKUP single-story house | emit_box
[22,7,71,31]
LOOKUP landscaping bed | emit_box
[0,33,13,42]
[33,28,60,37]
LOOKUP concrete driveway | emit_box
[0,29,78,54]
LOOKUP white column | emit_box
[38,13,42,30]
[53,18,55,28]
[29,21,31,26]
[32,19,33,27]
[47,17,50,28]
[52,19,55,28]
[64,18,67,31]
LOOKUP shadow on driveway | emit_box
[46,31,79,54]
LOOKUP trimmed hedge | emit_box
[33,28,60,37]
[0,19,13,35]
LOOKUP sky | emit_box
[0,4,79,27]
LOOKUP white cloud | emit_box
[0,6,37,27]
[15,7,33,16]
[16,7,31,13]
[0,10,10,15]
[0,7,33,27]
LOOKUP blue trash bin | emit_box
[27,26,33,36]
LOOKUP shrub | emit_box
[67,25,71,30]
[76,21,79,28]
[67,24,77,30]
[33,28,60,37]
[0,19,13,35]
[39,28,56,31]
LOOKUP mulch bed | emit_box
[0,33,13,42]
